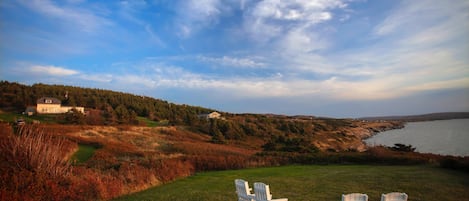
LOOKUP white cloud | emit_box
[244,0,348,42]
[240,0,349,77]
[30,65,79,76]
[176,0,225,37]
[364,0,469,92]
[198,56,265,68]
[251,0,344,22]
[262,0,469,101]
[279,26,328,54]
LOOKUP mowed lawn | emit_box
[114,165,469,201]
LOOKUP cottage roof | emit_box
[37,97,61,104]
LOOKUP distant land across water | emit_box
[358,112,469,122]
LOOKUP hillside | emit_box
[0,80,402,152]
[0,80,213,125]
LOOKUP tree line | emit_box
[0,81,212,125]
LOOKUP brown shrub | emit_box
[0,126,81,201]
[154,158,195,182]
[0,125,72,177]
[0,123,13,137]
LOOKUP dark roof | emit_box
[37,97,61,104]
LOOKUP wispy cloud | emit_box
[175,0,225,38]
[18,0,112,33]
[373,1,469,38]
[198,56,265,68]
[78,74,113,83]
[118,0,165,47]
[30,65,79,76]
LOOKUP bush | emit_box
[0,126,72,177]
[0,126,75,201]
[390,143,416,152]
[439,157,469,172]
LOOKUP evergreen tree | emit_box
[209,119,225,144]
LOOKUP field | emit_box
[114,165,469,201]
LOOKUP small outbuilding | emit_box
[198,112,222,119]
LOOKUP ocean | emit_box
[364,119,469,156]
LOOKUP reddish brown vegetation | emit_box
[0,125,78,201]
[0,124,271,200]
[1,122,467,201]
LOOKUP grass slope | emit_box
[114,165,469,201]
[70,144,97,164]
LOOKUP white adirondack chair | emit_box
[342,193,368,201]
[381,192,408,201]
[253,182,288,201]
[235,179,255,201]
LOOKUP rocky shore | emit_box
[312,120,405,152]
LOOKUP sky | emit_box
[1,0,468,118]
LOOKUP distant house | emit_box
[33,97,85,114]
[198,112,222,119]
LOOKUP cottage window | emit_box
[45,99,52,103]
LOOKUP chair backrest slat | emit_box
[381,192,408,201]
[342,193,368,201]
[235,179,254,201]
[254,182,272,201]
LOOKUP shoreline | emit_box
[363,119,469,157]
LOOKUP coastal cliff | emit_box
[312,120,404,152]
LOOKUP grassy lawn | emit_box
[114,165,469,201]
[70,144,97,164]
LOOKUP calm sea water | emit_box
[364,119,469,156]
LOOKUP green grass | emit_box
[70,144,97,164]
[0,112,21,122]
[113,165,469,201]
[0,112,59,124]
[137,116,169,127]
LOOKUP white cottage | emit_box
[35,97,84,114]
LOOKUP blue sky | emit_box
[1,0,468,118]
